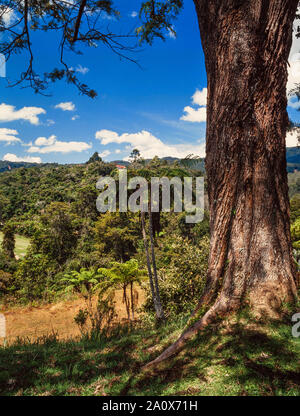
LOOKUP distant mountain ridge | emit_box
[1,147,299,172]
[0,161,59,173]
[286,147,300,172]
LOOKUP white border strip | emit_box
[0,313,6,338]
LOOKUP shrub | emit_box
[1,222,15,259]
[143,235,209,316]
[0,270,13,295]
[15,252,57,301]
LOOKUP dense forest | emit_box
[0,151,299,311]
[0,155,211,313]
[0,153,299,396]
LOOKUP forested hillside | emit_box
[287,147,300,172]
[0,161,116,224]
[0,157,210,307]
[0,156,299,397]
[0,155,299,306]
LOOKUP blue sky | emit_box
[0,1,299,164]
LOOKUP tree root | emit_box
[142,300,231,370]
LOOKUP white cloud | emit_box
[168,27,176,39]
[95,129,206,159]
[27,135,91,154]
[96,129,119,144]
[71,115,79,121]
[0,128,21,143]
[34,135,56,146]
[3,153,42,163]
[75,65,89,75]
[2,7,16,26]
[192,88,207,106]
[286,129,299,147]
[115,149,121,154]
[180,106,207,123]
[288,15,300,99]
[46,119,55,126]
[99,150,111,158]
[0,103,46,125]
[287,54,300,96]
[55,102,76,111]
[180,88,207,123]
[130,11,138,18]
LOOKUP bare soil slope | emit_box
[0,287,145,343]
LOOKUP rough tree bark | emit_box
[144,0,299,368]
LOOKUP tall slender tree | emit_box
[141,211,165,321]
[1,223,15,259]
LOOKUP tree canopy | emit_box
[0,0,183,95]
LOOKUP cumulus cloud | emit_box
[34,135,56,146]
[192,88,207,106]
[3,153,42,163]
[286,129,299,147]
[180,106,207,123]
[99,150,111,158]
[180,88,207,122]
[130,11,138,18]
[27,135,91,154]
[55,102,76,111]
[287,53,300,96]
[95,129,206,159]
[0,128,21,144]
[96,129,119,144]
[0,103,46,125]
[71,115,79,121]
[287,17,300,102]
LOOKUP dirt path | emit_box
[0,287,145,343]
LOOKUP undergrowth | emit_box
[0,312,299,396]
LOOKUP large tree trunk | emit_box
[144,0,299,368]
[195,0,298,318]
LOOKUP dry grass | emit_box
[0,286,145,343]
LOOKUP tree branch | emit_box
[72,0,87,43]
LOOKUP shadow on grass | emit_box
[124,319,300,396]
[0,317,299,396]
[0,325,145,396]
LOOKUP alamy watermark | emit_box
[96,169,204,223]
[0,313,6,338]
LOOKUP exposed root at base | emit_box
[142,302,231,370]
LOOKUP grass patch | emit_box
[0,232,30,258]
[0,314,299,396]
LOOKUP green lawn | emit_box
[0,232,30,258]
[0,314,299,396]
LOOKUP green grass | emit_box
[0,232,30,258]
[0,314,299,396]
